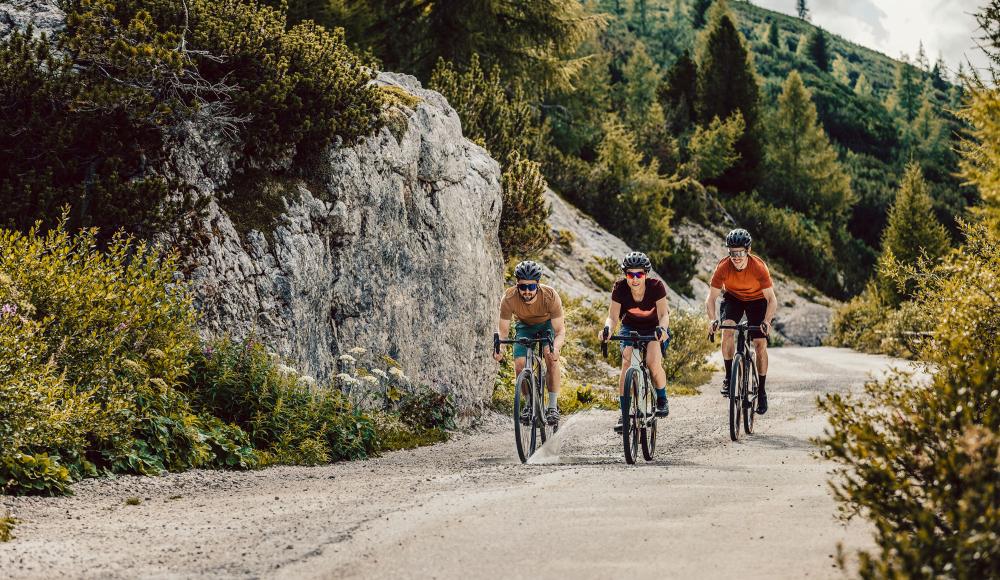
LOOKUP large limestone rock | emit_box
[171,73,504,416]
[0,0,63,40]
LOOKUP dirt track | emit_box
[0,346,910,579]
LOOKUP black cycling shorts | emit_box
[720,293,768,340]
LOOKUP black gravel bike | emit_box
[494,331,555,463]
[601,330,665,464]
[710,321,765,441]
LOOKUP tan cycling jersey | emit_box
[499,285,563,325]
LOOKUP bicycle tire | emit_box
[513,369,536,463]
[536,359,551,442]
[623,368,640,464]
[743,357,757,435]
[729,359,742,441]
[639,376,657,461]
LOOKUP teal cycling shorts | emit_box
[512,320,554,359]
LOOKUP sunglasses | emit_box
[625,271,646,279]
[517,283,538,291]
[728,250,748,258]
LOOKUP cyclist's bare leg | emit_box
[542,345,561,394]
[753,338,768,374]
[720,319,737,359]
[514,357,527,394]
[644,342,666,389]
[618,346,634,395]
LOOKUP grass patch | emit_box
[125,497,141,506]
[0,513,16,542]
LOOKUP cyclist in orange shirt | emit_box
[705,229,777,414]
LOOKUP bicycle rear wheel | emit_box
[513,370,536,463]
[536,360,552,442]
[743,358,757,435]
[640,373,656,461]
[623,368,640,464]
[728,360,742,441]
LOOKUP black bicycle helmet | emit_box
[513,260,543,281]
[726,228,752,248]
[620,251,652,272]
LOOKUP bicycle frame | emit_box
[495,331,554,462]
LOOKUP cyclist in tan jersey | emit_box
[494,260,566,426]
[705,229,777,414]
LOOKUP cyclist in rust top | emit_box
[705,229,777,414]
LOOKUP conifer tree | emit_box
[915,41,930,72]
[620,41,661,130]
[763,70,853,220]
[797,0,809,20]
[659,50,698,132]
[887,57,922,122]
[767,19,780,47]
[696,0,762,192]
[805,27,829,71]
[877,162,950,304]
[931,54,949,91]
[692,0,714,28]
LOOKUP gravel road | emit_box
[0,346,910,579]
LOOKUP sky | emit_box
[753,0,993,78]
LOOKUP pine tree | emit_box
[797,0,809,20]
[915,41,930,72]
[887,56,922,122]
[619,41,661,130]
[805,27,829,71]
[763,70,854,221]
[696,0,762,192]
[692,0,714,28]
[931,54,949,91]
[877,162,950,304]
[854,72,873,98]
[911,93,947,165]
[832,55,851,85]
[958,73,1000,227]
[659,50,698,132]
[767,19,780,47]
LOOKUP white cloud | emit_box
[753,0,991,78]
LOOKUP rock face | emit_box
[0,0,64,41]
[173,73,504,416]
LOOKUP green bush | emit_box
[0,0,382,237]
[0,513,15,542]
[819,221,1000,576]
[183,337,378,465]
[662,310,716,394]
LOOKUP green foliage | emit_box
[766,19,779,47]
[184,337,378,465]
[585,260,616,292]
[397,385,457,432]
[958,73,1000,229]
[695,1,762,193]
[686,111,745,181]
[431,56,552,259]
[659,50,699,133]
[332,0,602,96]
[803,27,828,71]
[500,153,552,259]
[886,57,922,123]
[876,163,951,305]
[0,0,382,237]
[763,70,854,221]
[820,222,1000,577]
[662,310,716,393]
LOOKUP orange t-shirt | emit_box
[710,255,773,301]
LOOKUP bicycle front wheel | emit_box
[729,360,742,442]
[513,370,535,463]
[623,368,640,464]
[640,373,656,461]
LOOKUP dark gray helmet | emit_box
[620,251,652,272]
[513,260,543,281]
[726,228,752,248]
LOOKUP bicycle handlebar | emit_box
[493,332,553,355]
[708,322,767,343]
[600,328,666,358]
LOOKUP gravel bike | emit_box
[600,330,667,464]
[494,331,555,463]
[710,321,765,441]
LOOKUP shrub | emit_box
[500,152,552,259]
[662,310,716,394]
[0,513,15,542]
[183,337,379,465]
[819,221,1000,576]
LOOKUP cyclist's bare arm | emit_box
[549,316,566,359]
[602,300,623,339]
[495,317,512,361]
[761,287,777,333]
[705,286,723,329]
[656,297,670,340]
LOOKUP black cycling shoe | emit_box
[721,380,730,398]
[756,390,768,415]
[655,397,669,417]
[545,407,560,426]
[519,406,531,426]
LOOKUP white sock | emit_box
[548,392,558,409]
